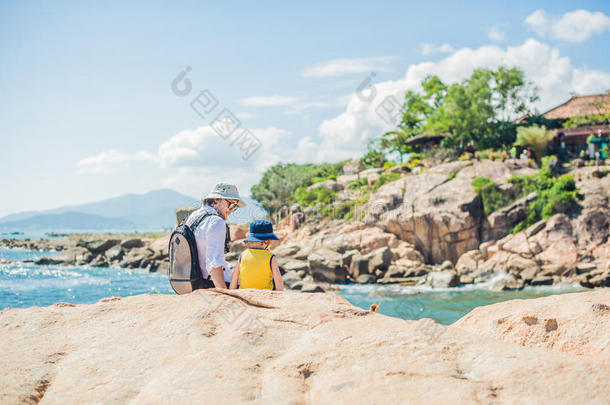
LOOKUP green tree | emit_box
[379,129,411,162]
[387,67,538,153]
[251,161,345,215]
[361,146,386,168]
[514,125,555,163]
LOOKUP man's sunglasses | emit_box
[227,200,240,211]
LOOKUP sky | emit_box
[1,0,609,217]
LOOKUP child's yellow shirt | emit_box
[238,248,274,289]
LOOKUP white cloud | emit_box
[78,149,157,174]
[303,57,394,78]
[240,96,298,107]
[80,125,292,192]
[488,26,505,42]
[419,43,454,55]
[314,38,610,163]
[525,9,610,42]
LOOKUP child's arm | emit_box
[229,257,240,289]
[271,256,283,291]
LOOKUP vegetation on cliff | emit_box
[250,162,345,215]
[471,162,582,233]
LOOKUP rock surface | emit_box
[0,290,608,404]
[453,289,610,356]
[365,160,534,264]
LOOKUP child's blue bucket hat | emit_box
[244,220,279,242]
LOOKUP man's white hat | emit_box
[205,182,247,208]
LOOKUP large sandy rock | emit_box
[453,290,610,356]
[1,291,609,404]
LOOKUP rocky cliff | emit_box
[0,290,608,404]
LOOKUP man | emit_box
[185,182,246,288]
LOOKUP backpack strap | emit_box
[190,212,212,232]
[190,211,231,254]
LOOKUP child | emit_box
[229,220,284,291]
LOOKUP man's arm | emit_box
[205,218,230,289]
[209,266,227,289]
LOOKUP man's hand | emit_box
[209,265,227,289]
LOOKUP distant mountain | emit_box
[0,189,200,230]
[0,212,134,231]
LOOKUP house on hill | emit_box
[521,91,610,158]
[542,91,610,120]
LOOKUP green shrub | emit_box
[293,186,336,207]
[361,149,386,169]
[471,177,511,216]
[373,173,401,190]
[403,158,421,170]
[251,161,346,216]
[347,178,368,190]
[514,125,554,163]
[511,174,582,233]
[383,161,397,170]
[311,174,337,184]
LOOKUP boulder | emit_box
[104,245,124,262]
[531,276,554,286]
[90,254,109,267]
[367,161,515,264]
[356,274,376,284]
[359,168,384,182]
[491,275,524,291]
[282,271,302,289]
[341,249,359,268]
[584,271,610,287]
[300,283,326,293]
[1,290,609,403]
[426,271,460,288]
[453,289,610,355]
[336,174,359,188]
[366,247,393,274]
[278,259,309,273]
[175,206,197,225]
[481,192,537,242]
[119,247,154,268]
[455,250,483,275]
[76,238,120,254]
[35,247,93,266]
[120,238,144,249]
[307,249,348,284]
[229,225,248,241]
[385,264,406,278]
[273,243,308,260]
[343,159,365,175]
[307,179,342,192]
[348,252,369,279]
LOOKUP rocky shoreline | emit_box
[1,160,608,291]
[0,289,608,403]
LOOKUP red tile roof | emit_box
[542,91,610,119]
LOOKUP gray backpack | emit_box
[168,212,230,294]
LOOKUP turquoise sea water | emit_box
[0,247,586,324]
